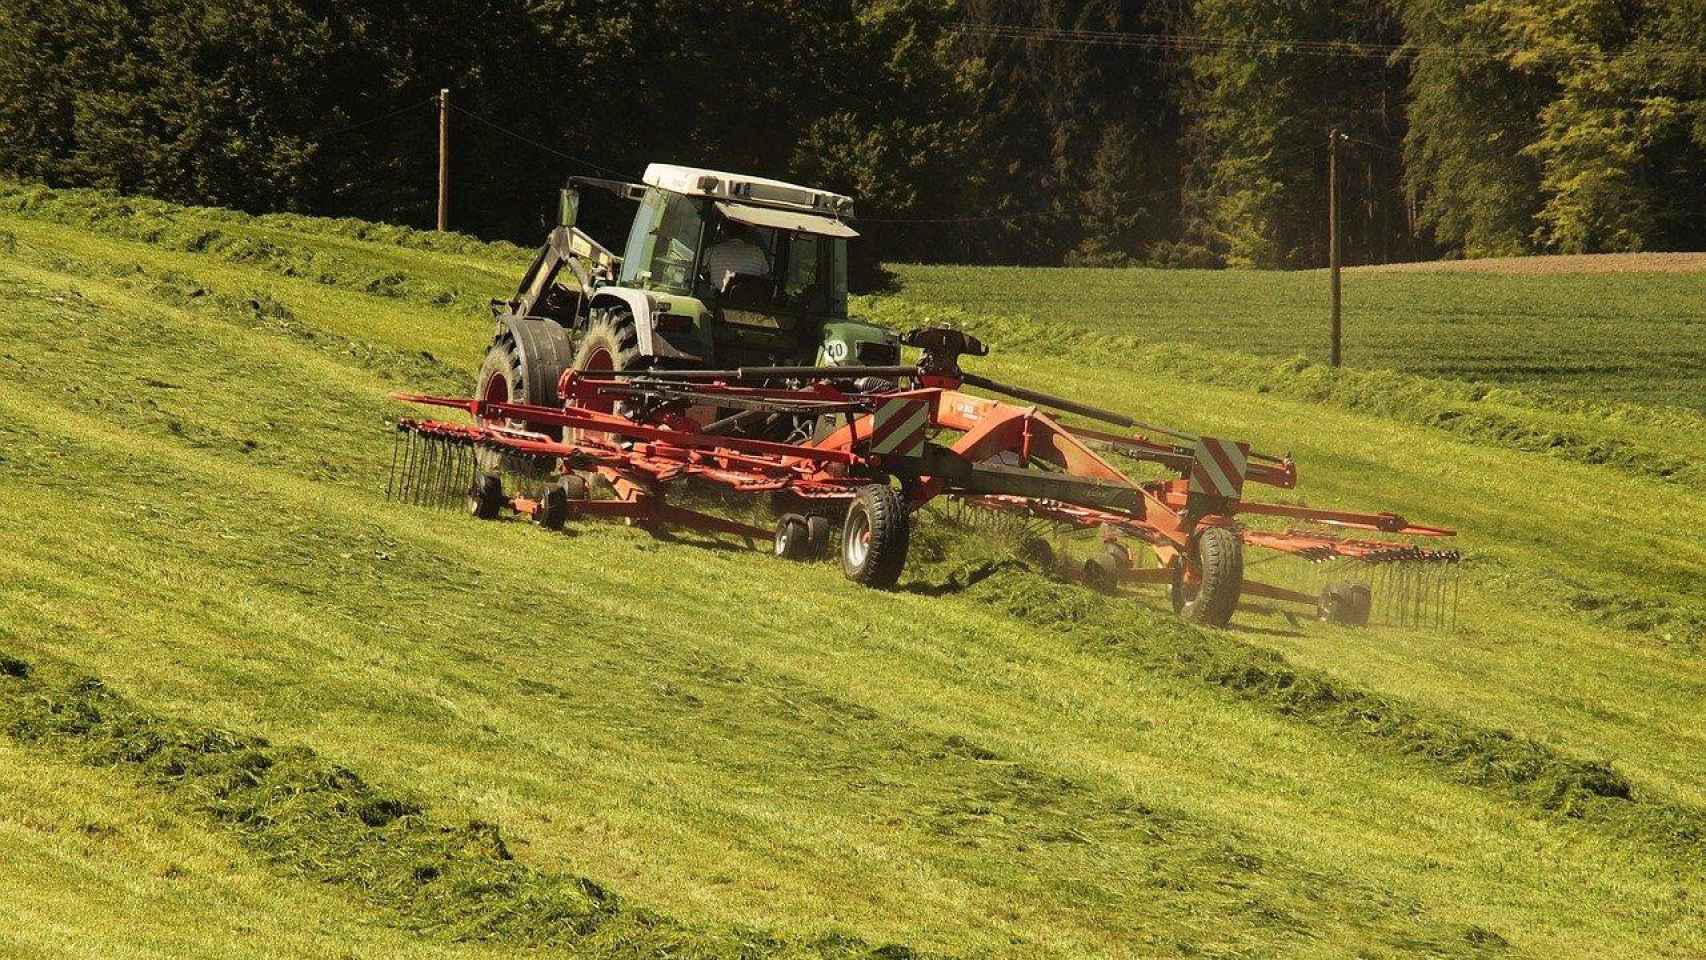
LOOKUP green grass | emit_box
[879,263,1706,412]
[2,181,1705,959]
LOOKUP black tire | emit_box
[841,484,909,588]
[573,305,644,377]
[467,473,504,520]
[571,305,646,431]
[1318,581,1373,626]
[535,486,569,531]
[1083,554,1120,593]
[475,321,570,478]
[805,515,832,556]
[774,514,813,560]
[1169,526,1244,627]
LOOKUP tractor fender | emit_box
[588,288,707,364]
[492,314,575,407]
[588,289,655,352]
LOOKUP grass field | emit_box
[2,180,1705,959]
[880,263,1706,412]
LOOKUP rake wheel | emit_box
[1170,526,1243,627]
[467,473,505,520]
[841,484,909,589]
[774,514,813,560]
[1318,581,1372,626]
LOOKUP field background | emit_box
[1,181,1704,960]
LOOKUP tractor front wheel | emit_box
[476,325,569,479]
[1169,526,1244,627]
[841,484,909,589]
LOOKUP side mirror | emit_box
[558,187,581,229]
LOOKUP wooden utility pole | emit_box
[437,88,450,232]
[1328,128,1342,367]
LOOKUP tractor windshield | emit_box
[620,188,705,294]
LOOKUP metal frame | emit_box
[394,339,1458,623]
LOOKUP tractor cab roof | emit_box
[642,163,856,222]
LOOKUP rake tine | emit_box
[399,429,418,503]
[443,439,457,508]
[419,436,439,507]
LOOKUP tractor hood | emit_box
[714,201,859,239]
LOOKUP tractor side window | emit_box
[619,189,703,293]
[784,234,820,303]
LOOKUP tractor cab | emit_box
[606,164,892,368]
[481,164,901,449]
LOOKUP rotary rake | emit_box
[388,328,1460,628]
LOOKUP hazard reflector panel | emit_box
[1188,436,1249,499]
[866,397,931,458]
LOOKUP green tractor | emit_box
[477,164,900,445]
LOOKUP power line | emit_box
[953,21,1706,66]
[310,96,437,139]
[957,22,1407,60]
[855,185,1184,225]
[447,103,629,178]
[1339,133,1404,155]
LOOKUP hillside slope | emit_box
[2,182,1703,959]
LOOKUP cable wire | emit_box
[447,103,630,178]
[310,96,437,139]
[952,21,1706,66]
[856,185,1184,225]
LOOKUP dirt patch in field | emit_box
[1344,252,1706,275]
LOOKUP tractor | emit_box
[476,164,900,464]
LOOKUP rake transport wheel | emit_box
[1170,526,1244,627]
[841,484,909,589]
[805,516,832,556]
[535,485,570,531]
[774,514,814,560]
[1318,581,1373,626]
[476,320,572,478]
[467,472,505,520]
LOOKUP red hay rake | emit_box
[389,329,1459,628]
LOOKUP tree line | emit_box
[2,0,1702,271]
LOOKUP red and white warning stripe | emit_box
[866,397,931,458]
[1188,436,1249,499]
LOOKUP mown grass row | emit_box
[0,180,527,321]
[931,555,1706,860]
[0,654,939,960]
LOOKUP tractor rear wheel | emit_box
[841,484,909,589]
[1169,526,1244,627]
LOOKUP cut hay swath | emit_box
[389,328,1460,628]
